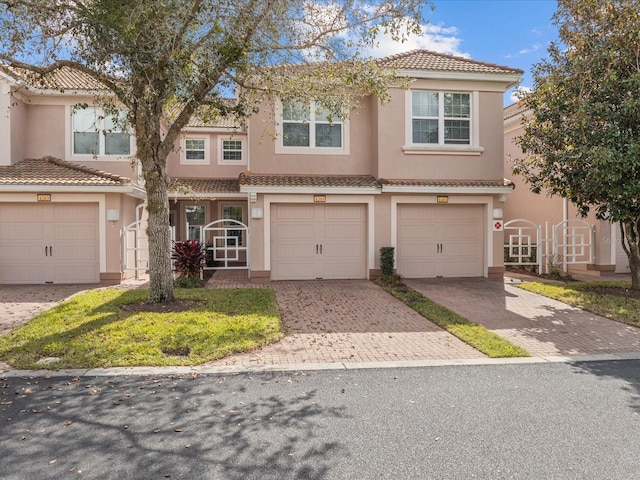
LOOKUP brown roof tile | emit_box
[2,66,107,91]
[169,178,240,195]
[0,157,131,186]
[381,178,515,188]
[377,49,523,75]
[239,172,380,188]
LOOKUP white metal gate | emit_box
[121,204,149,278]
[201,219,249,272]
[504,218,594,274]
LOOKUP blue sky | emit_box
[368,0,559,105]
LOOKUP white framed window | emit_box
[218,137,246,165]
[410,91,471,146]
[181,135,209,164]
[276,100,349,154]
[73,107,131,156]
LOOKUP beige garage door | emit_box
[271,204,367,280]
[397,204,484,278]
[0,203,100,284]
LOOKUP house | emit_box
[503,102,629,275]
[0,50,522,284]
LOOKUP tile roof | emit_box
[239,172,380,188]
[1,66,107,91]
[504,101,528,120]
[381,178,515,188]
[0,157,131,186]
[377,49,523,75]
[169,178,240,195]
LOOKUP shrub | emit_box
[380,247,395,276]
[172,240,206,279]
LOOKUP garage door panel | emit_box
[397,204,484,278]
[0,203,99,284]
[271,204,366,280]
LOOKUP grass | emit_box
[518,280,640,328]
[0,287,282,370]
[383,283,530,358]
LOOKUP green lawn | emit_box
[0,287,282,370]
[518,280,640,328]
[383,284,530,358]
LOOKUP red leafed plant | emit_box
[171,240,206,279]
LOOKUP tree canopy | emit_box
[513,0,640,288]
[0,0,430,301]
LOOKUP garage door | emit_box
[271,204,367,280]
[397,204,484,278]
[0,203,99,284]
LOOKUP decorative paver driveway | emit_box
[406,278,640,357]
[208,279,485,367]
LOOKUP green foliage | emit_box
[174,276,202,289]
[0,0,430,303]
[384,284,529,358]
[379,246,395,276]
[518,280,640,328]
[513,0,640,289]
[0,287,282,369]
[172,240,206,279]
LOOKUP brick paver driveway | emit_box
[209,280,484,367]
[407,278,640,357]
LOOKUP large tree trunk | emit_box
[144,165,174,303]
[620,221,640,290]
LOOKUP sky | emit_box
[367,0,560,106]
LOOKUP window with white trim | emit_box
[280,100,344,150]
[222,139,243,161]
[411,91,471,146]
[181,136,209,164]
[73,107,131,156]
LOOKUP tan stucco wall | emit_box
[376,84,506,180]
[167,131,248,179]
[9,95,27,165]
[24,105,66,159]
[248,100,373,175]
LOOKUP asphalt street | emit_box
[1,361,639,479]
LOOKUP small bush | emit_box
[172,240,206,279]
[380,247,395,276]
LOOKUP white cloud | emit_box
[505,43,542,59]
[364,21,470,58]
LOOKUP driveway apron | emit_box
[406,278,640,357]
[208,279,484,367]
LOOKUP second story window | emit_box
[185,139,206,161]
[280,100,344,150]
[181,136,209,164]
[73,107,131,156]
[411,91,471,146]
[222,140,243,161]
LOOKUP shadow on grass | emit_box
[0,288,280,369]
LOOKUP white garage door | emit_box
[615,224,630,273]
[397,204,484,278]
[271,204,367,280]
[0,203,100,284]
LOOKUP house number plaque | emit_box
[314,195,326,203]
[37,194,51,202]
[437,196,448,204]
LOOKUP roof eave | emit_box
[240,185,382,195]
[0,184,147,198]
[381,185,514,195]
[396,70,522,86]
